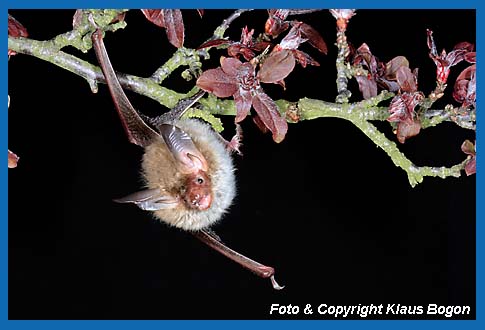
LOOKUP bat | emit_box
[91,28,283,290]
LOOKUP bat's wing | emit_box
[113,188,179,211]
[92,29,159,147]
[159,124,209,174]
[148,90,206,126]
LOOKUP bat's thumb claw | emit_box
[270,275,285,290]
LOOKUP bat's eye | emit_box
[196,177,204,184]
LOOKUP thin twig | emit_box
[213,9,253,40]
[297,97,467,186]
[335,29,351,103]
[287,9,323,16]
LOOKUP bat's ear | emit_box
[159,124,209,174]
[113,188,178,211]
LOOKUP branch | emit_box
[9,35,186,108]
[8,9,472,187]
[332,10,355,104]
[151,47,205,84]
[212,9,253,40]
[295,97,467,187]
[335,28,352,103]
[421,106,476,130]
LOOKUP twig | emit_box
[151,47,203,84]
[213,9,252,40]
[9,36,185,108]
[297,97,467,186]
[422,107,476,130]
[287,9,322,16]
[335,27,352,103]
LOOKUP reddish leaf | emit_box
[227,124,243,155]
[388,92,423,124]
[252,114,269,133]
[352,44,381,98]
[8,14,28,56]
[268,9,290,20]
[228,44,255,61]
[239,48,256,61]
[258,49,295,84]
[329,9,356,21]
[279,22,306,50]
[298,22,327,54]
[240,26,254,46]
[464,158,476,176]
[198,39,230,50]
[8,150,19,168]
[427,30,474,84]
[292,49,319,67]
[385,56,409,80]
[275,80,286,89]
[461,139,475,156]
[396,66,417,93]
[404,93,424,120]
[453,64,476,106]
[446,48,470,67]
[453,79,469,104]
[453,41,474,52]
[388,96,407,122]
[163,9,184,48]
[356,75,378,99]
[396,120,421,144]
[426,29,438,57]
[330,9,356,31]
[196,67,238,98]
[8,14,28,38]
[141,9,184,48]
[253,41,273,52]
[236,62,258,91]
[354,43,378,74]
[234,89,253,123]
[456,64,476,81]
[226,26,273,61]
[265,9,290,38]
[220,57,243,77]
[465,52,476,63]
[376,78,400,92]
[354,43,371,63]
[252,92,288,143]
[141,9,166,28]
[461,140,476,176]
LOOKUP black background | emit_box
[8,9,476,319]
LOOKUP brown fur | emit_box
[141,119,236,231]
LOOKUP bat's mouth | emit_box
[189,193,212,210]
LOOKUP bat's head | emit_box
[183,170,212,210]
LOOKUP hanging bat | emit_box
[91,28,283,290]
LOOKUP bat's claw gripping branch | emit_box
[270,275,285,290]
[226,124,243,155]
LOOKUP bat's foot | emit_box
[224,124,243,156]
[270,275,285,290]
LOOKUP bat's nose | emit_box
[196,194,212,210]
